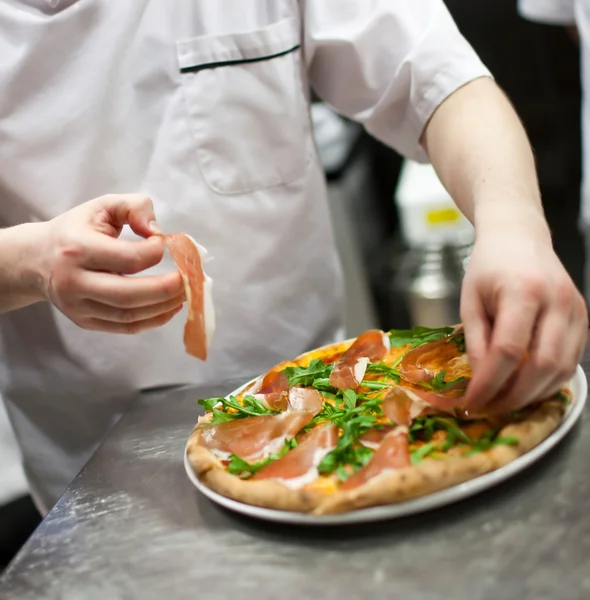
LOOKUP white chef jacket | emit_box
[519,0,590,225]
[0,0,490,513]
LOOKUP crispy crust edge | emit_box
[313,399,565,514]
[186,434,322,512]
[186,399,565,515]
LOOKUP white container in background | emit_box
[395,160,475,248]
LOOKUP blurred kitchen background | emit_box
[0,0,585,572]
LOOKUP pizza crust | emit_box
[186,399,566,515]
[313,399,565,514]
[186,436,322,512]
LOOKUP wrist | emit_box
[473,193,552,245]
[0,222,48,304]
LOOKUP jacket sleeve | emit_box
[301,0,492,162]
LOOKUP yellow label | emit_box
[425,207,461,225]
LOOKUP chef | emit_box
[0,0,586,514]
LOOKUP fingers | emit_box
[93,194,160,239]
[574,295,589,364]
[488,309,569,414]
[473,284,587,415]
[462,290,540,411]
[81,234,165,275]
[79,270,184,308]
[459,280,491,373]
[82,305,183,335]
[80,294,185,324]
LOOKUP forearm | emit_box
[0,223,45,313]
[422,77,551,242]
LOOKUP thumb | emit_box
[95,194,160,239]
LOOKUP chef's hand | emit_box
[460,224,588,413]
[36,194,185,334]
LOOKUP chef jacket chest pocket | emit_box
[176,18,312,195]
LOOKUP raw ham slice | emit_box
[381,384,468,424]
[399,329,462,384]
[252,424,338,488]
[286,387,324,415]
[381,386,433,426]
[341,427,411,491]
[157,232,215,361]
[197,412,313,462]
[358,425,396,450]
[329,329,390,390]
[250,370,290,411]
[408,382,468,411]
[399,338,448,383]
[249,372,323,415]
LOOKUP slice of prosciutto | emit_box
[157,232,215,361]
[250,370,290,411]
[381,384,467,424]
[249,372,323,415]
[286,387,324,415]
[252,424,338,488]
[358,425,396,450]
[341,426,411,491]
[399,328,463,384]
[329,329,390,390]
[381,386,433,426]
[198,412,313,462]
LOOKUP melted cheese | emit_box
[303,475,339,495]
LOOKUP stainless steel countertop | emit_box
[2,351,590,600]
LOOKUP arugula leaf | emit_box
[198,394,277,423]
[365,362,401,383]
[451,332,466,353]
[509,408,525,420]
[342,389,357,410]
[430,371,447,390]
[411,443,438,464]
[557,392,569,406]
[311,378,338,397]
[465,434,519,456]
[335,445,374,481]
[391,354,405,369]
[424,418,435,441]
[336,464,351,482]
[198,397,224,411]
[360,381,392,391]
[319,414,378,477]
[493,436,519,446]
[211,409,234,424]
[409,416,471,445]
[227,439,298,479]
[419,370,469,392]
[441,428,457,452]
[409,416,436,442]
[411,416,520,458]
[282,359,333,387]
[388,326,455,348]
[242,395,273,413]
[226,454,255,476]
[431,417,473,445]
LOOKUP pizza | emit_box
[185,326,572,515]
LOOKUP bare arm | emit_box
[422,76,587,412]
[0,223,46,313]
[423,77,548,239]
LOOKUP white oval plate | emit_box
[184,365,587,526]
